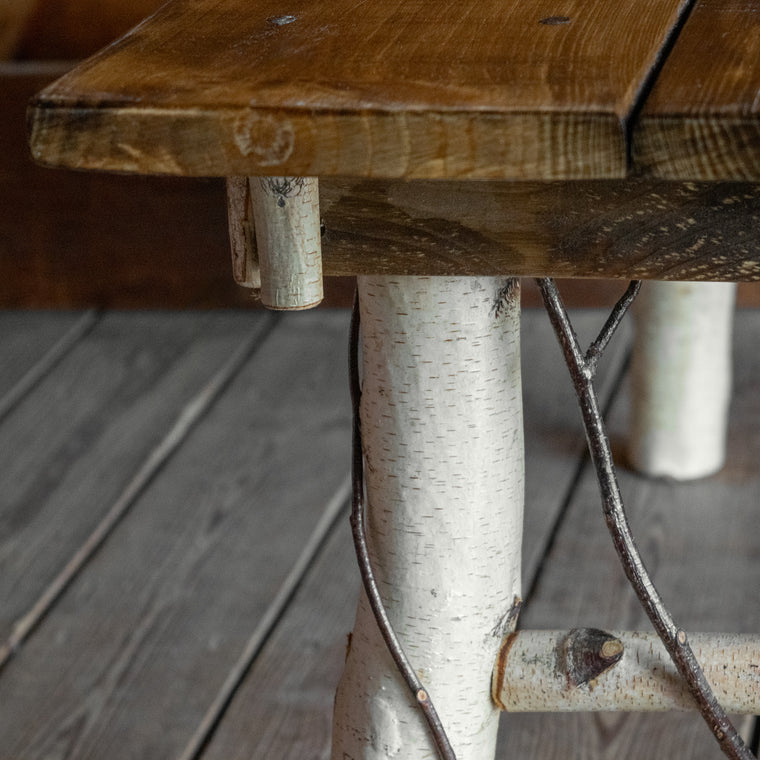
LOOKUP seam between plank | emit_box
[524,331,632,606]
[177,474,352,760]
[0,311,279,671]
[0,309,99,426]
[623,0,699,172]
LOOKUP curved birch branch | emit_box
[536,277,753,760]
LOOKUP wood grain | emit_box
[319,179,760,281]
[634,0,760,180]
[0,313,261,645]
[1,65,363,309]
[28,0,691,179]
[0,312,352,759]
[497,311,760,759]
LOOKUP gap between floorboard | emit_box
[0,309,99,425]
[177,475,351,760]
[0,311,279,670]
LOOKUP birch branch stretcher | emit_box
[494,629,760,714]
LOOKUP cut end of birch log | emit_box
[226,176,261,290]
[629,281,736,480]
[250,176,323,311]
[494,629,760,714]
[331,276,524,760]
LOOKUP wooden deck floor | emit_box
[0,306,758,759]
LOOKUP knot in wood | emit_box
[557,628,624,687]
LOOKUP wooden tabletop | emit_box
[28,0,758,181]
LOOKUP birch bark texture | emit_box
[495,629,760,714]
[629,281,736,479]
[332,276,524,760]
[249,176,323,310]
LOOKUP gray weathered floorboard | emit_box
[0,311,351,759]
[200,310,632,759]
[0,312,270,645]
[1,307,756,760]
[0,310,94,403]
[497,311,760,759]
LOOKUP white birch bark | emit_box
[629,281,736,480]
[332,276,524,760]
[495,629,760,714]
[249,176,323,310]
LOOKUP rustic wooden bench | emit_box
[27,0,760,757]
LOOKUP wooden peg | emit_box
[226,176,261,290]
[250,177,323,311]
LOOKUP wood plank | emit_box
[319,179,760,281]
[0,311,352,759]
[497,310,760,758]
[634,0,760,179]
[0,312,266,645]
[9,68,760,296]
[0,310,89,398]
[28,0,691,179]
[198,310,630,759]
[0,311,97,426]
[0,65,357,309]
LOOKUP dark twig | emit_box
[537,277,754,760]
[349,292,458,760]
[585,280,642,376]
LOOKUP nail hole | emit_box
[269,14,297,26]
[540,15,571,25]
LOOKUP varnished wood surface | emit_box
[28,0,692,179]
[634,0,760,180]
[319,179,760,280]
[6,69,760,290]
[1,64,359,309]
[2,308,757,758]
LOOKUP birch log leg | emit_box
[629,281,736,480]
[332,276,524,760]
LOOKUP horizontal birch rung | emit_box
[493,629,760,714]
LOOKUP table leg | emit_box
[629,281,736,480]
[332,276,524,759]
